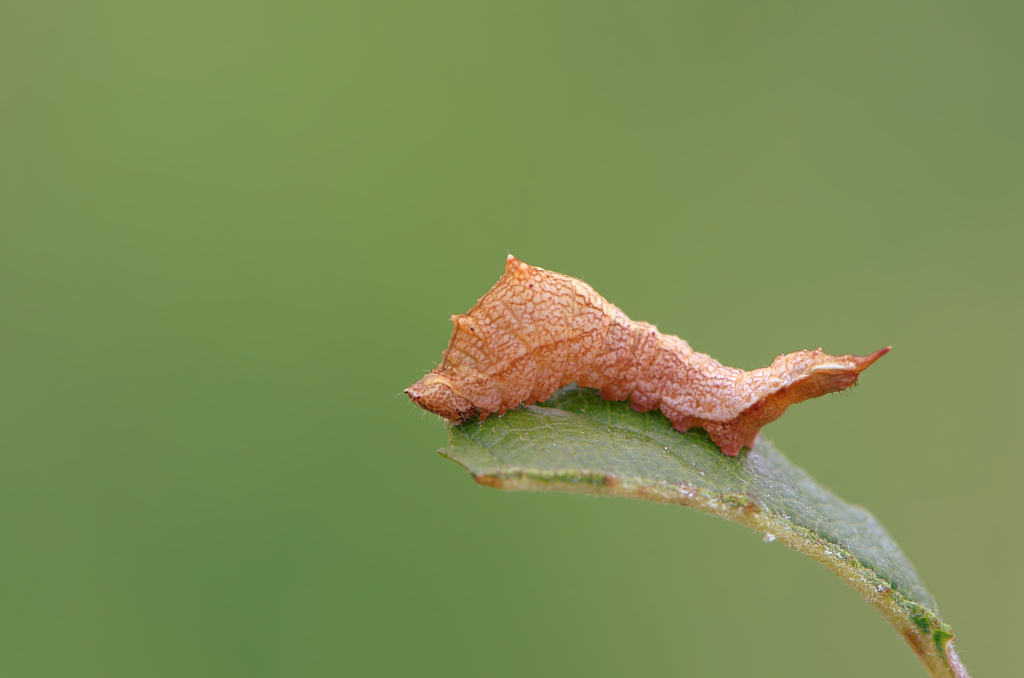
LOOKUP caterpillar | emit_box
[406,255,889,456]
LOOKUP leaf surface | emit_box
[439,385,968,678]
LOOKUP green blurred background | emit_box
[2,1,1020,676]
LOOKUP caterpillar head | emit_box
[405,373,478,424]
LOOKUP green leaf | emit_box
[438,385,969,678]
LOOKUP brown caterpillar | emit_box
[406,255,889,456]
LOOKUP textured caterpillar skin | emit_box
[406,255,889,456]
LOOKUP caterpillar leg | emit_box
[701,421,760,457]
[669,416,698,434]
